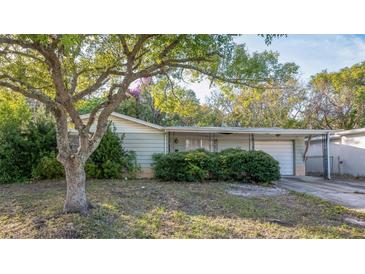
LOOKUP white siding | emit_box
[307,135,365,177]
[110,116,162,133]
[84,115,162,134]
[120,133,165,168]
[80,114,165,177]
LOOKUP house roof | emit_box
[79,112,164,130]
[164,126,334,135]
[335,128,365,136]
[308,127,365,142]
[78,112,335,136]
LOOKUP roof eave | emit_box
[165,128,335,135]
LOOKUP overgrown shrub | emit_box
[32,152,64,180]
[242,150,281,183]
[152,149,215,182]
[217,149,280,183]
[0,115,58,184]
[152,148,280,183]
[0,107,139,183]
[86,127,140,179]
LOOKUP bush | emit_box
[242,150,281,183]
[152,148,280,184]
[32,152,64,180]
[152,149,215,182]
[217,149,280,183]
[0,115,58,184]
[86,126,140,179]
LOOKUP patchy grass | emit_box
[1,180,365,238]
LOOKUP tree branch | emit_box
[159,35,184,59]
[0,49,46,63]
[0,79,56,107]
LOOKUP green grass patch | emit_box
[0,180,365,238]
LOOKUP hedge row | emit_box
[152,148,280,183]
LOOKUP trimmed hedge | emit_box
[152,148,280,184]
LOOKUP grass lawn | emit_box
[1,179,365,239]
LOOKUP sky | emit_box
[189,34,365,103]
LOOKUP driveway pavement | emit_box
[278,176,365,211]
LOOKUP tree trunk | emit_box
[63,158,88,214]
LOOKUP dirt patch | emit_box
[227,184,288,197]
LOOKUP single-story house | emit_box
[77,112,332,178]
[306,128,365,177]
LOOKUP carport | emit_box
[304,132,336,179]
[166,126,334,178]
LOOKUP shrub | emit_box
[153,149,215,182]
[32,152,64,180]
[218,149,280,183]
[86,126,140,179]
[0,115,58,184]
[243,150,280,183]
[152,148,280,184]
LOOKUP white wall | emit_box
[119,132,165,177]
[307,134,365,177]
[81,114,165,178]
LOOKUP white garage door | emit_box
[255,141,294,176]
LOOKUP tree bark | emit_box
[63,157,88,214]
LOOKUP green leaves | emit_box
[308,62,365,129]
[152,148,280,183]
[86,126,140,179]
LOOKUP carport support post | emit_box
[322,132,331,180]
[249,134,255,151]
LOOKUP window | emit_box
[186,138,211,151]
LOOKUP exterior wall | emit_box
[119,132,165,178]
[88,115,162,134]
[168,132,250,152]
[80,114,165,178]
[294,137,306,176]
[307,135,365,177]
[216,134,249,151]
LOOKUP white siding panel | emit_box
[82,115,163,134]
[255,141,294,176]
[121,133,165,170]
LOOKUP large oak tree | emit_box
[0,35,297,213]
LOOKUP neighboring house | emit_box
[77,112,331,178]
[306,128,365,177]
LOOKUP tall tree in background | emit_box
[0,34,297,213]
[306,63,365,129]
[206,78,304,128]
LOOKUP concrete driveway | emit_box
[277,176,365,211]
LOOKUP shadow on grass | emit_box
[1,179,365,238]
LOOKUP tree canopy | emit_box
[305,63,365,129]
